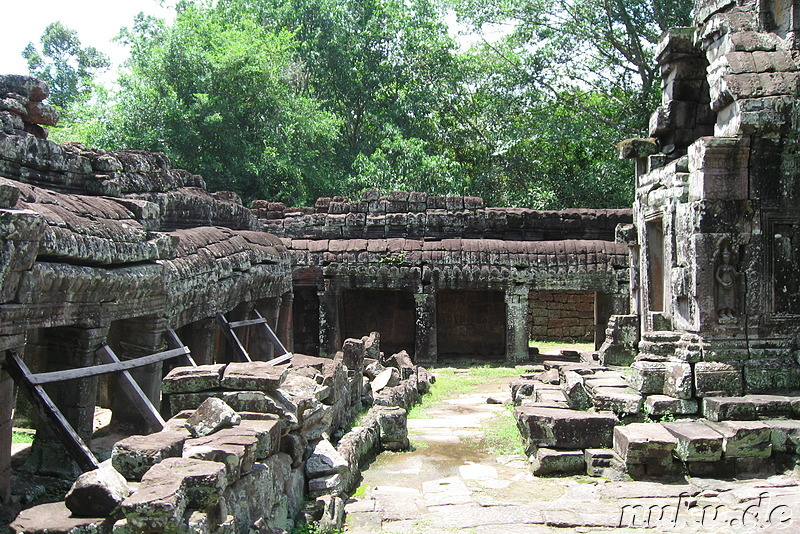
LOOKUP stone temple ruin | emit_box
[2,0,800,531]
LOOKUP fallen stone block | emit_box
[162,364,225,394]
[306,437,349,478]
[169,391,295,423]
[663,362,693,399]
[734,456,777,477]
[584,448,615,477]
[374,406,409,451]
[644,395,698,416]
[536,388,568,404]
[614,423,677,465]
[341,337,366,370]
[585,375,630,390]
[238,414,283,459]
[382,350,415,379]
[562,371,591,410]
[743,358,800,393]
[529,448,585,476]
[221,361,287,393]
[703,420,772,458]
[279,373,331,402]
[308,473,344,498]
[122,458,227,532]
[662,421,724,462]
[185,397,241,438]
[514,406,618,452]
[694,361,743,397]
[65,462,131,517]
[183,427,260,479]
[764,419,800,453]
[111,430,188,481]
[628,361,666,395]
[510,378,537,404]
[10,502,114,534]
[746,394,794,418]
[686,459,735,478]
[702,396,756,422]
[591,386,643,414]
[371,367,400,393]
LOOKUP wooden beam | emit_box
[265,353,293,366]
[163,329,197,367]
[3,351,99,472]
[227,317,268,329]
[27,347,191,385]
[96,345,165,432]
[253,309,291,357]
[215,313,252,362]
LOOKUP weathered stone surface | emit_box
[238,414,283,459]
[383,350,415,379]
[374,406,409,451]
[371,367,400,392]
[562,371,592,410]
[663,362,693,399]
[628,361,666,395]
[308,473,344,498]
[10,502,113,533]
[122,457,226,532]
[614,423,678,464]
[341,337,366,370]
[65,463,131,517]
[763,419,800,453]
[184,397,241,438]
[644,394,699,416]
[584,448,615,476]
[661,421,724,462]
[306,437,349,478]
[183,427,260,479]
[514,406,618,452]
[702,396,756,422]
[278,373,331,402]
[694,361,744,397]
[590,386,643,414]
[703,420,772,458]
[111,431,188,481]
[221,362,287,392]
[0,75,50,101]
[529,448,585,476]
[747,394,794,418]
[162,364,225,394]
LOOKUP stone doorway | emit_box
[342,289,416,358]
[436,290,506,359]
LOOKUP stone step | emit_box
[702,394,800,422]
[514,406,618,453]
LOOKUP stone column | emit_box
[505,286,530,363]
[25,325,109,477]
[278,291,294,353]
[414,292,437,365]
[594,292,613,350]
[110,315,166,433]
[0,334,25,508]
[318,289,341,357]
[182,317,218,366]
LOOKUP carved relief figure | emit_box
[715,240,738,324]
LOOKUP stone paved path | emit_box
[344,369,800,533]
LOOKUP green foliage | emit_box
[12,430,34,444]
[23,21,110,109]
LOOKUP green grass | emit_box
[11,430,34,444]
[408,365,519,419]
[462,405,526,455]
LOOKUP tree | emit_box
[22,22,110,109]
[99,4,340,205]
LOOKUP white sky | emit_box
[0,0,175,80]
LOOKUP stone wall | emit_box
[528,291,595,342]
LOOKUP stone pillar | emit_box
[278,291,294,353]
[505,286,530,363]
[25,325,109,477]
[110,315,166,432]
[318,289,341,357]
[182,317,218,366]
[0,334,25,509]
[252,298,281,360]
[414,292,437,364]
[594,292,613,350]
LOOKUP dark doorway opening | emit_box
[437,290,505,359]
[293,286,320,355]
[341,289,416,358]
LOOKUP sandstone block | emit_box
[644,395,698,416]
[10,502,113,533]
[764,420,800,453]
[703,420,771,458]
[185,397,241,438]
[183,427,260,479]
[371,367,400,392]
[662,421,724,462]
[628,361,666,394]
[584,448,615,477]
[111,431,188,481]
[122,458,226,532]
[65,463,131,517]
[744,358,800,392]
[514,406,618,452]
[663,362,693,399]
[221,362,287,392]
[529,448,585,476]
[375,406,409,451]
[306,437,349,478]
[341,338,365,370]
[746,394,793,418]
[702,396,756,422]
[238,414,282,459]
[162,364,225,394]
[308,473,344,498]
[694,361,743,397]
[562,371,592,410]
[591,386,643,415]
[614,423,677,464]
